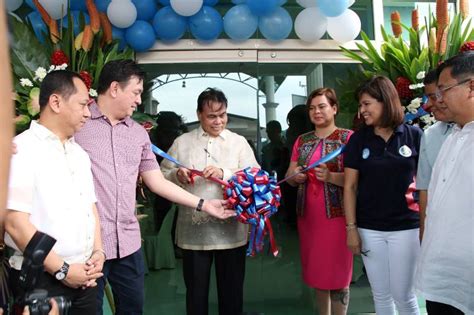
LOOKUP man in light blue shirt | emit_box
[416,70,454,241]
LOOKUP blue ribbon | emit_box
[279,145,346,184]
[151,144,187,168]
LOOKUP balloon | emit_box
[95,0,111,12]
[327,9,361,43]
[189,6,223,41]
[247,0,279,17]
[6,0,23,12]
[223,4,258,41]
[231,0,246,4]
[204,0,218,5]
[296,0,317,8]
[111,26,127,50]
[158,0,170,5]
[348,0,355,6]
[25,0,36,9]
[70,0,87,11]
[132,0,158,21]
[152,6,187,41]
[170,0,203,17]
[62,11,90,36]
[278,0,287,4]
[107,0,137,28]
[258,7,292,41]
[318,0,349,17]
[294,7,327,42]
[26,11,48,43]
[125,20,156,52]
[37,0,68,20]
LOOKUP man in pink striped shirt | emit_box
[74,60,234,315]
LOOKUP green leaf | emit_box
[8,16,49,80]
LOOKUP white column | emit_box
[262,75,279,123]
[306,63,324,94]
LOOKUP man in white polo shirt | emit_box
[4,70,104,315]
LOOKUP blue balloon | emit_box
[153,6,187,41]
[231,0,246,4]
[62,11,90,36]
[318,0,349,17]
[158,0,170,5]
[189,6,223,41]
[132,0,158,21]
[258,7,292,41]
[278,0,287,4]
[95,0,111,13]
[111,26,127,50]
[247,0,279,17]
[70,0,87,11]
[27,11,48,43]
[224,5,257,41]
[204,0,219,5]
[125,20,156,52]
[25,0,36,10]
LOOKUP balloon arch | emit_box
[7,0,362,52]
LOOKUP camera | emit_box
[16,231,71,315]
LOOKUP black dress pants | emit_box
[426,300,464,315]
[182,245,246,315]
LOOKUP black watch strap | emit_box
[54,261,70,281]
[196,199,204,212]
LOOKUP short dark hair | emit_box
[306,87,339,116]
[197,87,228,112]
[423,69,438,85]
[97,59,145,95]
[437,51,474,81]
[266,120,282,133]
[356,76,404,129]
[39,70,84,110]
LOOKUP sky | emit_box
[152,74,307,130]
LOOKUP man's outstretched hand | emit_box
[202,199,236,219]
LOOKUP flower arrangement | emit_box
[341,0,473,129]
[9,0,134,133]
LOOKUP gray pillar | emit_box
[262,76,279,123]
[306,64,324,95]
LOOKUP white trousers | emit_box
[358,228,420,315]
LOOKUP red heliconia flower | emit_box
[51,50,68,66]
[141,121,153,133]
[395,77,413,99]
[460,41,474,53]
[79,70,93,90]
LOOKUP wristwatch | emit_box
[54,261,70,281]
[196,199,204,212]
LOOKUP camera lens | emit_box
[51,296,71,315]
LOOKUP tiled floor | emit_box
[104,217,427,314]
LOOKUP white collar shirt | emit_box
[415,121,474,314]
[5,121,97,270]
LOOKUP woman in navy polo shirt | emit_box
[344,76,422,315]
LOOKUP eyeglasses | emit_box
[435,78,472,100]
[361,249,370,257]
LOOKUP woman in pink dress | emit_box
[285,88,353,315]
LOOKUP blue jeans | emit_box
[96,248,145,315]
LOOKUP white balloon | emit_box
[327,9,361,43]
[296,0,317,7]
[348,0,355,6]
[6,0,23,12]
[170,0,203,17]
[107,0,137,28]
[295,7,327,42]
[38,0,68,20]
